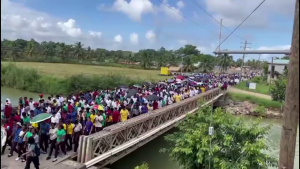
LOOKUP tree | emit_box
[74,42,84,61]
[198,57,214,73]
[236,58,243,67]
[270,76,287,101]
[134,163,149,169]
[161,106,277,169]
[219,54,233,72]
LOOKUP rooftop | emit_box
[269,59,290,65]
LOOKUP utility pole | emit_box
[218,19,223,52]
[258,54,261,70]
[240,41,252,67]
[278,0,299,169]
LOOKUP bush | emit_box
[253,106,267,116]
[270,77,287,101]
[1,63,143,94]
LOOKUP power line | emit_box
[156,0,215,34]
[214,0,266,52]
[188,0,246,41]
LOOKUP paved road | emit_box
[1,149,73,169]
[228,87,272,100]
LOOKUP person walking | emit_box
[22,136,40,169]
[73,120,82,153]
[65,120,74,151]
[39,121,50,154]
[46,123,57,160]
[53,124,66,162]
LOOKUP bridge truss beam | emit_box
[78,89,223,168]
[213,50,291,55]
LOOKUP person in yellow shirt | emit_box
[175,94,181,103]
[65,120,74,151]
[120,107,129,122]
[90,109,96,126]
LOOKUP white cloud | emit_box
[145,30,156,42]
[176,0,185,9]
[111,0,154,21]
[1,0,110,48]
[114,34,123,43]
[130,33,139,45]
[177,39,188,45]
[57,19,82,38]
[204,0,295,28]
[101,0,183,21]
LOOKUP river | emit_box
[1,87,299,169]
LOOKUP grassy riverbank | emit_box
[1,62,171,81]
[1,63,143,94]
[235,80,271,95]
[228,92,282,109]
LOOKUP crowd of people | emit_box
[1,73,253,169]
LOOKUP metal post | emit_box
[218,19,223,52]
[278,0,299,168]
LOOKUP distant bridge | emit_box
[74,88,226,168]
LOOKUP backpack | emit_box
[34,143,40,156]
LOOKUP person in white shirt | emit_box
[51,110,61,124]
[29,98,35,111]
[94,111,104,132]
[73,120,82,152]
[46,123,58,160]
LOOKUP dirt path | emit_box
[228,87,272,100]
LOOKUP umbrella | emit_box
[149,84,156,88]
[30,113,52,123]
[133,84,142,88]
[146,94,159,101]
[176,75,185,80]
[92,105,104,111]
[142,82,150,86]
[167,79,174,83]
[119,85,128,89]
[158,82,168,86]
[127,89,137,98]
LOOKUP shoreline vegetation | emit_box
[228,92,282,109]
[1,63,144,94]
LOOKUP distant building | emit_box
[267,59,289,83]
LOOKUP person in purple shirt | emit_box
[83,117,93,135]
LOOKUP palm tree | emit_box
[26,40,35,58]
[58,43,67,61]
[198,57,214,73]
[140,50,152,69]
[168,53,178,66]
[219,54,233,72]
[74,42,84,61]
[183,56,194,72]
[85,46,93,59]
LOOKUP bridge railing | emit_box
[78,88,221,163]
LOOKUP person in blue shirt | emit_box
[33,107,42,116]
[8,122,22,157]
[39,121,50,154]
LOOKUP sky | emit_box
[1,0,296,61]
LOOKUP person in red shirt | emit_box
[4,105,12,119]
[67,102,73,113]
[153,101,158,110]
[24,97,29,107]
[112,108,120,124]
[1,119,15,154]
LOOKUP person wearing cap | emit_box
[8,122,22,157]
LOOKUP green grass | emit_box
[235,80,271,95]
[228,92,282,109]
[1,62,172,81]
[1,63,145,94]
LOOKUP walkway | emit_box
[1,150,75,169]
[228,87,272,100]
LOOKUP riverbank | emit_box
[225,100,283,118]
[1,63,143,94]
